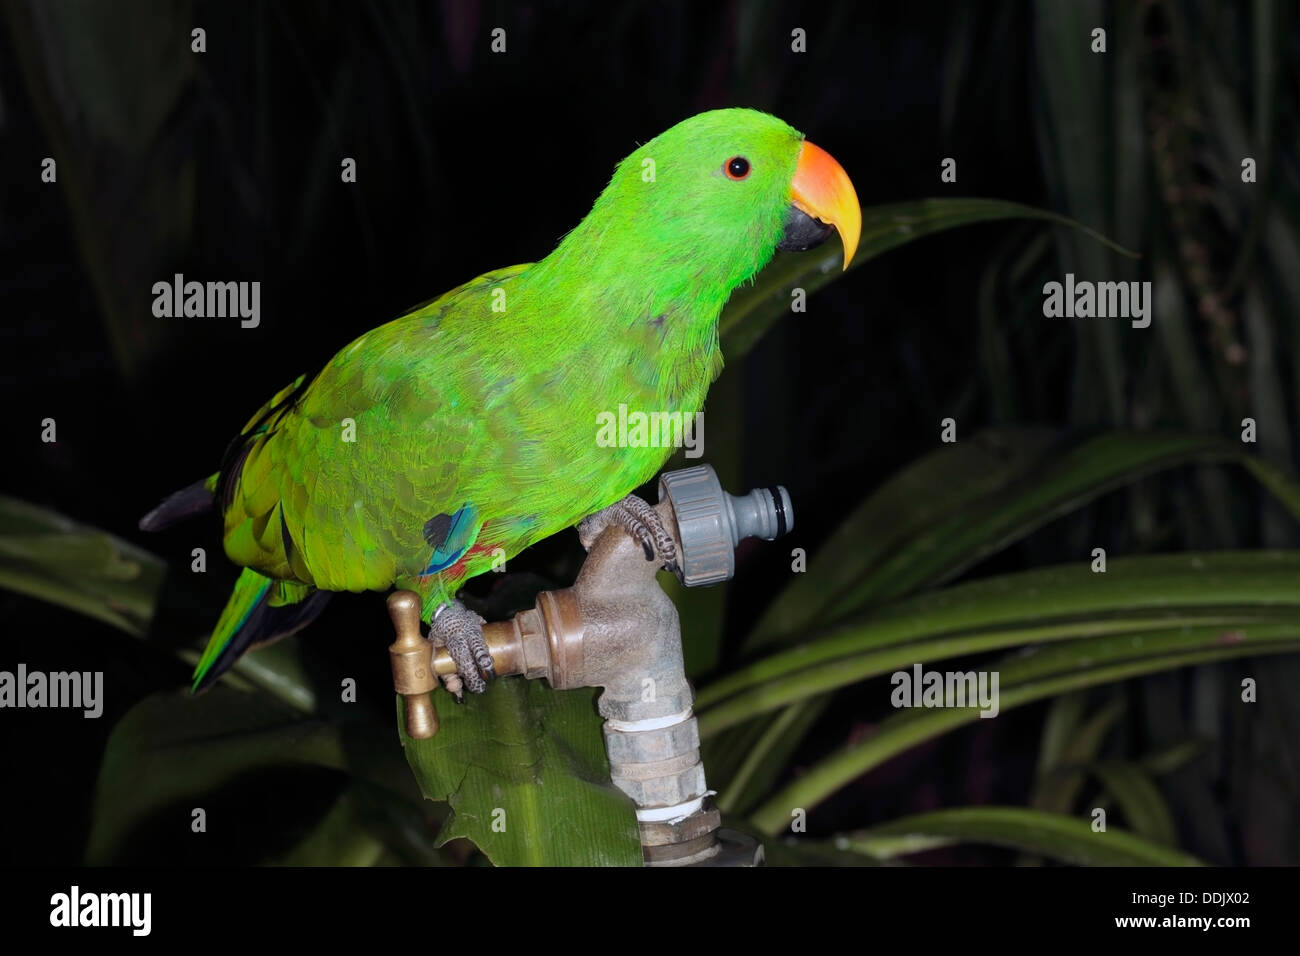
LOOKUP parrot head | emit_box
[589,108,861,293]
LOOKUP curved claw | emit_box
[473,645,496,682]
[432,601,492,697]
[579,493,678,570]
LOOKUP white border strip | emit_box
[636,796,705,822]
[605,709,693,733]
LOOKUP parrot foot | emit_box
[430,600,494,699]
[578,493,679,573]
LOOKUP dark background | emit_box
[2,0,1298,866]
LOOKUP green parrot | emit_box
[141,108,860,696]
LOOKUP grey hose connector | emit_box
[658,464,794,587]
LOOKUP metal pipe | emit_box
[394,465,791,866]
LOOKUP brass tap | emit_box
[388,590,439,739]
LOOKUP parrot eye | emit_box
[724,156,751,180]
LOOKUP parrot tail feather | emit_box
[139,475,217,531]
[192,568,330,692]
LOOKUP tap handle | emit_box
[388,590,439,739]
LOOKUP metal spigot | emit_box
[388,591,438,739]
[387,464,794,865]
[392,466,796,739]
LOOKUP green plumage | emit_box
[160,109,808,689]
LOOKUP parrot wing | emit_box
[218,266,531,596]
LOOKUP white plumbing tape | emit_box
[635,796,705,823]
[605,709,694,733]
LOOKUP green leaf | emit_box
[1032,692,1089,790]
[1091,760,1178,846]
[399,678,641,866]
[1139,738,1207,777]
[1242,456,1300,525]
[717,428,1066,813]
[266,780,457,866]
[702,707,793,805]
[743,429,1276,652]
[700,551,1300,730]
[715,430,1300,814]
[87,686,349,863]
[820,431,1257,626]
[838,807,1204,866]
[0,495,165,636]
[748,620,1300,834]
[87,680,422,864]
[714,699,826,815]
[745,427,1062,647]
[0,495,323,714]
[720,199,1137,360]
[176,640,318,715]
[761,835,893,867]
[1031,697,1126,816]
[267,789,387,867]
[715,429,1066,809]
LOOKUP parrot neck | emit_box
[524,201,773,368]
[535,221,751,315]
[519,227,740,410]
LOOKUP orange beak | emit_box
[790,140,862,269]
